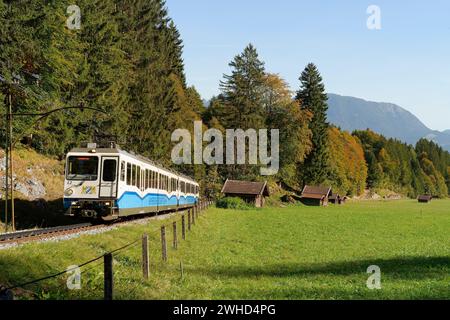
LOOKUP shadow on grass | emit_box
[189,256,450,281]
[231,283,450,300]
[0,198,80,230]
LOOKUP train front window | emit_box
[67,156,99,181]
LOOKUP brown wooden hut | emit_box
[300,185,332,206]
[221,179,270,207]
[418,195,432,203]
[329,194,348,205]
[329,194,340,204]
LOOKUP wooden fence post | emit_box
[104,253,113,300]
[161,226,167,262]
[181,214,186,240]
[192,207,195,225]
[173,221,178,249]
[188,209,191,231]
[142,234,149,279]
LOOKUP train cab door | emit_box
[99,156,119,198]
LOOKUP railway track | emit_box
[0,210,183,246]
[0,223,100,245]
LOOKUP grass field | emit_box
[0,200,449,300]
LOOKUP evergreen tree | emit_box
[295,63,330,185]
[219,43,266,129]
[217,44,267,180]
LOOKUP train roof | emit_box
[67,145,198,184]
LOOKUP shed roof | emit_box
[221,179,269,196]
[418,195,432,201]
[301,185,332,199]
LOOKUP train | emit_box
[63,142,199,221]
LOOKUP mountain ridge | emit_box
[326,93,450,151]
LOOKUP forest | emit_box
[1,0,449,199]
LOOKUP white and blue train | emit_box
[63,142,199,221]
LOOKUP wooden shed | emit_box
[329,194,340,205]
[221,179,269,207]
[418,195,432,203]
[329,194,348,205]
[300,185,332,206]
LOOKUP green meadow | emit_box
[0,200,449,300]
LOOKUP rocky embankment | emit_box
[0,148,67,229]
[0,148,64,201]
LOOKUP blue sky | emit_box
[166,0,450,131]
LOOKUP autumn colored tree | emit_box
[328,127,367,196]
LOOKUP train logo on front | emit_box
[81,186,96,195]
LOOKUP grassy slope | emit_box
[0,200,449,300]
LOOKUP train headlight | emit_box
[65,188,74,196]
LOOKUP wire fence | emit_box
[0,200,214,300]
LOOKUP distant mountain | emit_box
[327,94,450,151]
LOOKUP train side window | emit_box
[132,164,136,186]
[145,169,149,189]
[127,163,131,185]
[120,161,125,181]
[151,171,154,188]
[137,166,141,189]
[157,173,160,189]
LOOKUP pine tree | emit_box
[219,43,266,129]
[216,44,267,180]
[295,63,330,185]
[121,0,175,162]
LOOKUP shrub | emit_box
[216,197,253,210]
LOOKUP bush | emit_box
[216,197,253,210]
